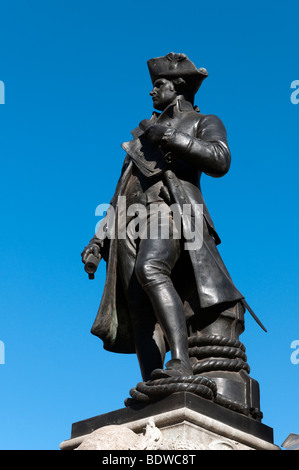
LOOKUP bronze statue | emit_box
[82,53,266,417]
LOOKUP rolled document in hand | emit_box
[84,253,101,279]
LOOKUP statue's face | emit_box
[150,78,177,111]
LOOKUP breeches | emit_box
[117,202,180,295]
[117,202,183,327]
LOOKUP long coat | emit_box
[89,98,244,353]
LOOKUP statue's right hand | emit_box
[81,244,101,264]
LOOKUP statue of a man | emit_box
[81,53,260,385]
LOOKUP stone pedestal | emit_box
[60,392,279,450]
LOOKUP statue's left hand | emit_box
[145,124,169,146]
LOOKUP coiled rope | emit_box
[188,334,250,374]
[126,375,217,404]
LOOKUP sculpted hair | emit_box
[172,77,195,105]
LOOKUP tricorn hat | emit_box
[147,52,208,95]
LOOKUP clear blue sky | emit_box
[0,0,298,450]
